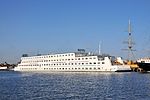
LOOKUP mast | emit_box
[128,19,133,51]
[123,20,136,61]
[128,19,131,34]
[98,41,102,55]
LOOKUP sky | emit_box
[0,0,150,63]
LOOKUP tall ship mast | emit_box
[123,20,136,61]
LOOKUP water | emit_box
[0,71,150,100]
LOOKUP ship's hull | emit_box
[14,65,131,72]
[137,63,150,71]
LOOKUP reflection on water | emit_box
[0,71,150,100]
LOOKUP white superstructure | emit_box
[14,51,131,72]
[137,58,150,63]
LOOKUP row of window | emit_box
[19,62,105,67]
[23,53,74,60]
[22,57,98,63]
[20,67,112,71]
[43,67,103,70]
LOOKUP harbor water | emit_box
[0,71,150,100]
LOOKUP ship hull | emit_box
[137,63,150,71]
[14,65,131,72]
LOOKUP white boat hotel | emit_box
[14,50,131,72]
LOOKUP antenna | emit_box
[123,20,136,61]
